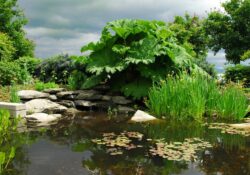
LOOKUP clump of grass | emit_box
[10,85,20,103]
[208,84,248,121]
[147,74,208,121]
[35,81,59,91]
[147,74,248,121]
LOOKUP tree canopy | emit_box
[204,0,250,64]
[169,14,209,60]
[0,0,34,60]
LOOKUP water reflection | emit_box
[6,112,250,175]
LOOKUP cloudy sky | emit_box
[19,0,241,72]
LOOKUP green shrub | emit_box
[80,19,207,99]
[0,61,31,86]
[35,81,59,91]
[0,33,15,61]
[147,74,248,121]
[35,54,86,84]
[225,65,250,87]
[15,56,41,75]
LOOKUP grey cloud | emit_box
[18,0,226,58]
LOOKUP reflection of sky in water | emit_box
[206,50,250,73]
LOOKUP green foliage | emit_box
[15,56,41,75]
[169,14,209,60]
[241,50,250,60]
[67,70,87,90]
[35,81,59,91]
[207,84,248,120]
[35,54,86,84]
[10,85,21,103]
[0,33,15,61]
[0,0,34,59]
[204,0,250,64]
[225,65,250,87]
[147,74,248,121]
[81,19,207,99]
[0,61,31,86]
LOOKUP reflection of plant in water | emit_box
[0,110,32,175]
[199,145,250,175]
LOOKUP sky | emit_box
[18,0,248,72]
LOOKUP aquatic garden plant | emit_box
[80,19,207,99]
[147,74,248,121]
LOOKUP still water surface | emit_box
[9,112,250,175]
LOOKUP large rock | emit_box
[18,90,50,100]
[112,96,132,105]
[117,106,135,114]
[130,110,157,122]
[76,90,102,100]
[43,88,65,94]
[25,99,67,114]
[58,100,75,108]
[74,100,96,108]
[26,113,62,126]
[56,91,77,99]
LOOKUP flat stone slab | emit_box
[26,113,62,126]
[18,90,50,100]
[130,110,157,122]
[43,88,65,94]
[76,90,102,100]
[25,99,67,114]
[112,96,132,105]
[0,102,26,110]
[0,102,26,118]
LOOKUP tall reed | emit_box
[147,74,248,121]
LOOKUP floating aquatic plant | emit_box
[208,123,250,137]
[91,131,144,155]
[149,138,212,162]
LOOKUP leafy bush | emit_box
[80,19,207,99]
[147,74,248,121]
[225,65,250,87]
[15,56,41,75]
[0,61,31,86]
[0,33,15,61]
[35,81,59,91]
[35,54,86,84]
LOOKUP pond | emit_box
[6,112,250,175]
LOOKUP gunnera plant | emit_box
[80,19,207,99]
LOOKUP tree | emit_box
[204,0,250,64]
[169,14,209,60]
[0,0,34,59]
[168,14,216,76]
